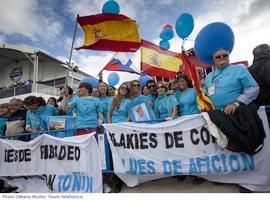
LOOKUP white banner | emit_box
[0,134,102,193]
[103,107,270,192]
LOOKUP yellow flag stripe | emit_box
[141,46,182,72]
[82,20,140,46]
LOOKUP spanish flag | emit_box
[141,40,182,78]
[76,13,141,52]
[181,51,215,112]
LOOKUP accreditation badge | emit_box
[208,84,215,96]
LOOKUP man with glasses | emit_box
[146,80,157,108]
[204,49,259,114]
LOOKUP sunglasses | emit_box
[157,86,165,89]
[147,84,156,89]
[132,84,140,88]
[214,54,229,59]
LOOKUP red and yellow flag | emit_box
[141,40,182,78]
[76,13,141,52]
[181,51,215,112]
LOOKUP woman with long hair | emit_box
[154,81,178,119]
[127,80,156,122]
[107,83,131,123]
[98,82,113,123]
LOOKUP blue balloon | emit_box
[194,22,235,64]
[175,13,194,39]
[159,40,170,50]
[80,76,99,88]
[108,72,120,87]
[102,0,120,14]
[139,75,153,88]
[159,28,174,40]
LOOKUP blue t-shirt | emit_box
[70,96,103,128]
[99,96,113,123]
[174,89,181,100]
[26,105,58,131]
[147,94,157,108]
[109,98,130,123]
[204,64,257,110]
[0,116,8,136]
[178,88,199,116]
[154,93,179,119]
[60,96,76,116]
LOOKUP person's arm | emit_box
[107,109,112,124]
[237,85,260,105]
[98,112,103,126]
[224,66,259,114]
[171,106,177,118]
[125,113,131,122]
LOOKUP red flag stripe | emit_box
[77,13,130,26]
[75,40,141,52]
[141,39,181,58]
[141,62,178,78]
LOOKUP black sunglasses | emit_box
[147,84,156,89]
[214,54,229,59]
[132,84,140,88]
[157,86,165,89]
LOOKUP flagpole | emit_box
[65,14,79,85]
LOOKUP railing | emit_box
[0,84,32,99]
[0,83,61,99]
[36,83,60,96]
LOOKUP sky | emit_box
[0,0,270,84]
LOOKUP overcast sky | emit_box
[0,0,269,83]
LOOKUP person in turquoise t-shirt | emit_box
[69,83,103,130]
[98,82,113,123]
[108,83,131,123]
[146,80,157,108]
[0,103,9,136]
[204,49,259,114]
[128,80,156,122]
[177,73,200,116]
[24,96,58,132]
[154,81,178,119]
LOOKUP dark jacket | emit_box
[8,108,27,121]
[207,104,265,155]
[248,54,270,105]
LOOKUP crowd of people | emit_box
[0,44,270,193]
[0,80,33,91]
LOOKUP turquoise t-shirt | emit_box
[204,64,257,110]
[26,105,58,131]
[61,96,76,116]
[109,98,130,123]
[154,93,179,119]
[99,96,113,123]
[70,96,103,128]
[178,88,199,116]
[147,94,157,108]
[0,116,8,136]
